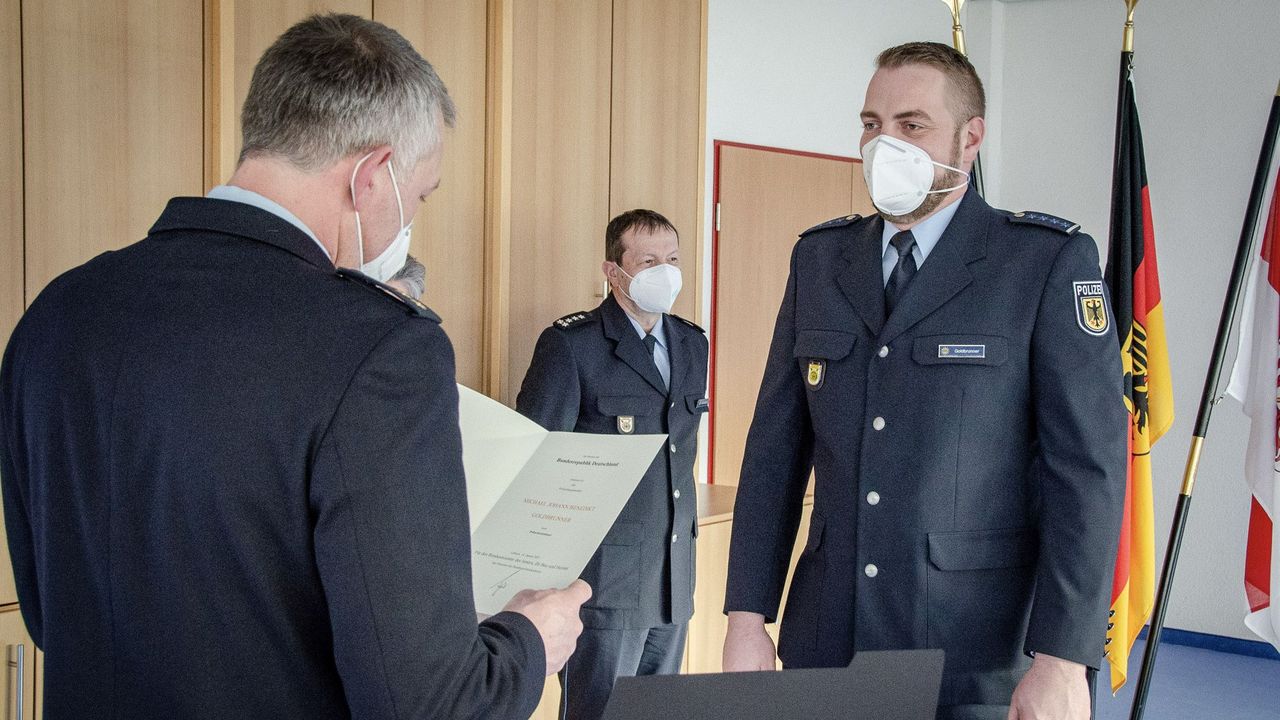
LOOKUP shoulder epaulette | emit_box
[669,314,706,334]
[800,214,863,237]
[1007,211,1080,236]
[335,267,441,322]
[553,311,595,330]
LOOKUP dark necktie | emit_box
[884,230,918,317]
[643,334,667,390]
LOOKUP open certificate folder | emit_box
[457,385,666,616]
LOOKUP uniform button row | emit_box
[872,416,885,431]
[866,491,880,506]
[878,345,889,358]
[671,533,678,544]
[864,564,878,578]
[673,489,681,499]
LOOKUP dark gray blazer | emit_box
[517,295,708,630]
[0,198,545,720]
[724,189,1127,713]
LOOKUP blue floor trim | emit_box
[1136,626,1280,661]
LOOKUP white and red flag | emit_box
[1226,160,1280,651]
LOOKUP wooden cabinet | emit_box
[0,608,37,720]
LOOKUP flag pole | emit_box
[1127,74,1280,720]
[939,0,984,196]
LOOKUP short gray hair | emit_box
[389,254,427,299]
[239,13,456,174]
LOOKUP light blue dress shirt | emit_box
[207,185,331,262]
[880,198,963,287]
[626,313,670,389]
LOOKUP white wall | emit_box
[704,0,1280,641]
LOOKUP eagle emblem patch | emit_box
[1073,281,1109,336]
[617,416,635,434]
[806,360,825,390]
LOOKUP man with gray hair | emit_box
[0,13,587,719]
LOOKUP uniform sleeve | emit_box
[0,324,44,648]
[310,318,545,720]
[1025,234,1128,669]
[724,243,815,621]
[516,328,581,432]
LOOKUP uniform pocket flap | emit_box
[928,527,1036,571]
[686,394,709,413]
[913,335,1009,366]
[597,395,657,417]
[602,520,642,546]
[793,330,857,360]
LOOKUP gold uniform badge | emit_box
[617,415,635,434]
[806,360,825,390]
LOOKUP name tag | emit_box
[938,344,986,359]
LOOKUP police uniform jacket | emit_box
[517,294,708,630]
[724,189,1128,711]
[0,198,545,720]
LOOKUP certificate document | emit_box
[457,385,666,616]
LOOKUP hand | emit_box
[502,579,591,675]
[722,611,778,672]
[1007,653,1090,720]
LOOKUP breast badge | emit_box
[806,360,825,390]
[617,415,635,434]
[1073,281,1109,336]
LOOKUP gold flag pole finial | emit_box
[940,0,968,56]
[1123,0,1140,54]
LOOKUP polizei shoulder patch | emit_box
[1073,280,1110,336]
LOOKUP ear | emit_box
[349,145,394,212]
[962,116,985,166]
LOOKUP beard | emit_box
[878,127,967,226]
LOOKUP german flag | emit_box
[1103,51,1175,693]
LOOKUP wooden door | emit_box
[709,143,872,485]
[22,0,204,302]
[0,608,36,720]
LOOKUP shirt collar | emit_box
[880,196,963,266]
[207,185,331,261]
[626,312,667,348]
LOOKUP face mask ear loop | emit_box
[614,263,640,306]
[387,160,406,231]
[350,152,375,268]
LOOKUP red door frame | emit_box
[707,140,862,484]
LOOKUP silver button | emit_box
[670,444,677,453]
[670,401,676,409]
[878,346,889,358]
[864,564,879,578]
[866,491,881,506]
[872,417,885,431]
[673,489,681,499]
[671,533,678,543]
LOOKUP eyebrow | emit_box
[860,109,935,123]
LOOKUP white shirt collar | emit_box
[207,185,331,262]
[880,196,963,269]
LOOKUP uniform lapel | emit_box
[601,296,669,395]
[878,190,990,346]
[665,317,689,397]
[837,215,887,338]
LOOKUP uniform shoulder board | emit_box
[553,311,596,330]
[799,214,863,237]
[1008,211,1081,236]
[669,314,706,334]
[335,267,441,322]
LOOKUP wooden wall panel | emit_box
[609,0,703,323]
[504,0,613,405]
[375,1,488,390]
[0,0,20,607]
[23,0,203,300]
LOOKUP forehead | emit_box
[863,64,952,117]
[621,226,679,256]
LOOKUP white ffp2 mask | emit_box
[350,153,413,283]
[620,264,682,314]
[861,135,968,217]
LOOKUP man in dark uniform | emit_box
[722,43,1127,720]
[0,14,588,719]
[518,209,710,720]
